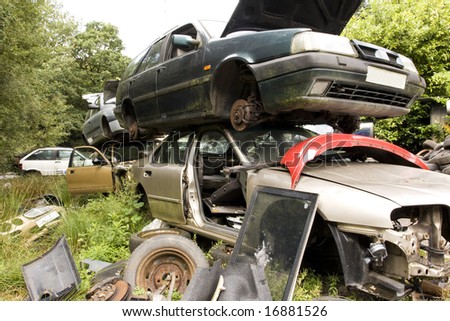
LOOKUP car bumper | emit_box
[249,52,426,118]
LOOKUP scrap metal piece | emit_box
[22,235,80,301]
[86,277,130,301]
[211,275,225,301]
[81,258,112,274]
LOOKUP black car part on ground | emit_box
[22,235,80,301]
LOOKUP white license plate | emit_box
[36,211,61,228]
[366,66,406,89]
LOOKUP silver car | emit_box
[82,80,127,146]
[128,124,450,300]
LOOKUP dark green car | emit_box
[116,0,425,139]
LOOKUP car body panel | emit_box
[301,163,450,207]
[222,0,363,37]
[139,164,186,224]
[65,146,114,195]
[250,51,425,117]
[65,141,160,195]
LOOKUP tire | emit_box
[429,152,450,166]
[442,164,450,175]
[129,228,191,253]
[422,139,437,150]
[124,234,209,297]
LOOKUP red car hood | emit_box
[281,133,429,189]
[222,0,362,37]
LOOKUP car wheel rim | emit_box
[230,99,248,131]
[129,120,139,140]
[135,248,196,294]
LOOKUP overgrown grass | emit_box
[0,175,146,300]
[0,175,71,220]
[59,186,146,299]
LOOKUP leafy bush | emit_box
[370,102,447,153]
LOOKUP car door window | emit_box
[121,49,147,80]
[69,148,99,167]
[167,24,199,59]
[57,150,72,160]
[26,150,54,161]
[199,131,232,175]
[135,37,165,74]
[153,132,193,165]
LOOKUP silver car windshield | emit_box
[231,127,317,166]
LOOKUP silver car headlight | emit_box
[397,54,419,74]
[291,31,358,57]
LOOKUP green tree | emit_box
[72,21,131,93]
[343,0,450,151]
[0,1,131,171]
[64,21,131,146]
[0,0,75,169]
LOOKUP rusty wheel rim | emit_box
[128,120,139,140]
[135,248,197,294]
[230,99,247,131]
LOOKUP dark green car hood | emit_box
[222,0,362,37]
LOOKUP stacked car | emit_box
[114,0,425,140]
[82,80,128,147]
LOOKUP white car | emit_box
[19,147,74,176]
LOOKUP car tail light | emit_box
[291,31,358,57]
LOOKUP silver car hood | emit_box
[302,162,450,207]
[222,0,362,37]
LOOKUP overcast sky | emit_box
[59,0,239,58]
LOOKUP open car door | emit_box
[66,146,114,195]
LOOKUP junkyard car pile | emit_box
[30,0,449,301]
